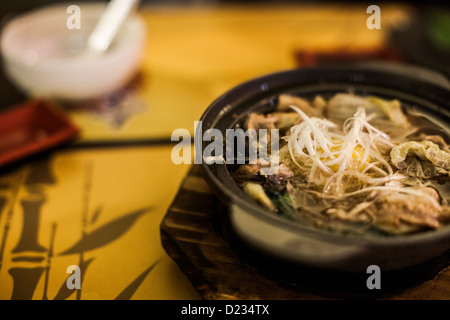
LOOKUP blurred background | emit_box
[0,1,448,111]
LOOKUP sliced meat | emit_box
[267,163,296,190]
[313,95,327,115]
[374,187,442,232]
[419,134,450,152]
[277,94,321,117]
[324,186,444,234]
[246,112,300,132]
[234,161,296,189]
[247,113,276,131]
[233,164,261,183]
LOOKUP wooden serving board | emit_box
[160,165,450,300]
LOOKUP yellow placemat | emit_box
[0,146,199,299]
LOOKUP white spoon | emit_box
[85,0,140,55]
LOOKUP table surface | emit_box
[0,3,427,300]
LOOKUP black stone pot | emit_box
[198,61,450,273]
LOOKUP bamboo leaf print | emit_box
[59,207,151,256]
[115,260,159,300]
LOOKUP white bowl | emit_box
[0,2,146,100]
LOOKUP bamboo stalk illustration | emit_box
[77,162,93,300]
[54,160,151,300]
[0,170,26,272]
[42,223,56,300]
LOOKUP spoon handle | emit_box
[86,0,140,54]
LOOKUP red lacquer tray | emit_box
[0,100,79,167]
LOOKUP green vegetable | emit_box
[264,187,295,219]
